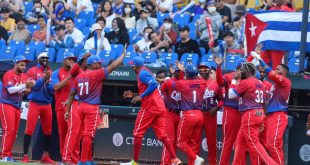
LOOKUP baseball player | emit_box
[62,54,90,164]
[51,52,76,156]
[160,65,181,165]
[22,52,55,163]
[65,50,126,164]
[228,62,278,165]
[215,57,245,165]
[198,62,223,165]
[164,64,206,165]
[121,56,181,165]
[0,55,33,162]
[252,50,291,165]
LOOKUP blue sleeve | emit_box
[32,78,45,90]
[46,82,54,95]
[65,36,74,48]
[50,69,60,88]
[259,59,272,74]
[139,70,158,98]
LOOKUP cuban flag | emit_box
[245,11,309,54]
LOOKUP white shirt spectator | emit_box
[136,38,152,52]
[67,0,77,11]
[77,0,94,11]
[66,28,84,44]
[105,13,116,29]
[124,16,136,30]
[84,37,111,50]
[157,0,173,13]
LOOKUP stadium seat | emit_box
[0,46,17,60]
[29,41,45,54]
[126,45,135,52]
[82,27,91,40]
[132,36,142,44]
[24,1,33,14]
[78,11,95,26]
[9,41,25,48]
[104,28,112,33]
[36,48,56,62]
[99,50,116,66]
[128,29,138,44]
[16,46,36,61]
[192,14,201,23]
[161,53,178,67]
[201,54,217,68]
[157,13,170,26]
[188,22,197,39]
[141,52,157,64]
[74,18,87,31]
[199,47,206,56]
[180,53,199,66]
[0,40,5,49]
[288,58,300,73]
[111,44,124,58]
[225,55,241,71]
[73,43,84,56]
[78,49,97,59]
[56,48,75,63]
[172,5,178,13]
[27,25,40,34]
[123,51,137,66]
[173,13,190,27]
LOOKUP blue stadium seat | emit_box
[288,58,300,73]
[99,50,116,66]
[73,43,84,56]
[188,22,196,39]
[56,48,75,63]
[192,14,201,23]
[132,36,142,44]
[157,13,170,26]
[225,55,241,71]
[141,52,157,64]
[78,11,95,26]
[180,53,199,66]
[78,49,97,59]
[24,1,33,14]
[82,27,91,40]
[201,54,217,68]
[27,25,40,34]
[128,29,138,44]
[74,18,87,31]
[126,45,135,52]
[172,5,178,13]
[0,40,5,49]
[173,13,190,27]
[104,28,112,33]
[29,41,45,54]
[123,51,137,66]
[199,47,206,56]
[36,48,56,62]
[161,53,178,67]
[111,44,124,58]
[16,46,36,61]
[0,46,17,60]
[9,41,25,48]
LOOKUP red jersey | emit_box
[203,78,223,110]
[269,5,295,12]
[51,67,72,109]
[233,77,265,112]
[72,68,108,105]
[161,78,181,110]
[262,80,273,101]
[0,70,28,108]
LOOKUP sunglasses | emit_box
[40,57,49,59]
[199,69,210,72]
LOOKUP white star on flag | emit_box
[249,21,257,37]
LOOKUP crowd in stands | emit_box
[0,0,309,74]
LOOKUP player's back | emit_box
[161,78,181,110]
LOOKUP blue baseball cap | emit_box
[63,52,77,61]
[185,64,198,79]
[236,58,246,69]
[86,55,102,65]
[198,62,211,69]
[129,56,144,67]
[207,0,216,6]
[14,55,30,64]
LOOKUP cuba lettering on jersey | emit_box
[223,72,239,109]
[266,71,291,113]
[72,68,107,105]
[51,67,71,108]
[262,80,273,102]
[161,78,181,110]
[203,79,223,111]
[234,77,265,111]
[0,70,28,108]
[167,79,206,110]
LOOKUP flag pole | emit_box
[299,0,309,73]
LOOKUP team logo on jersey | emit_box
[112,132,124,147]
[269,85,275,99]
[203,89,214,99]
[171,91,181,101]
[299,144,310,162]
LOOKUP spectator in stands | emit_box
[230,17,242,43]
[75,0,94,16]
[154,0,174,14]
[215,0,231,25]
[113,0,124,16]
[0,0,24,20]
[194,0,207,15]
[149,31,172,54]
[175,25,201,60]
[84,23,111,50]
[64,17,84,44]
[50,25,74,50]
[8,17,31,44]
[198,0,222,52]
[122,3,136,30]
[51,1,71,26]
[100,0,116,29]
[269,0,295,12]
[26,0,49,24]
[159,18,177,46]
[0,25,8,42]
[0,8,16,33]
[96,16,106,29]
[134,26,153,53]
[136,7,158,35]
[65,0,77,12]
[211,31,241,55]
[32,15,48,42]
[105,17,129,46]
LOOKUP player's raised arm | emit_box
[214,56,225,87]
[106,44,127,74]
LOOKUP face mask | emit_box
[35,7,41,13]
[199,0,206,3]
[208,6,216,13]
[124,8,131,14]
[164,23,172,30]
[144,33,149,40]
[113,27,119,32]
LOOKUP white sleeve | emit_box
[7,84,26,94]
[228,88,238,99]
[103,38,111,51]
[84,39,93,49]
